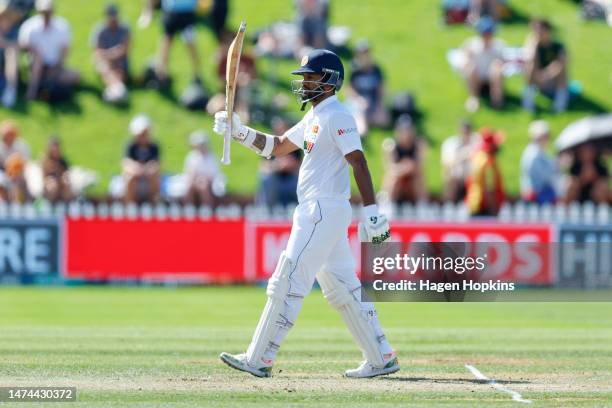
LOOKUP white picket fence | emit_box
[0,201,609,225]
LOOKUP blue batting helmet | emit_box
[291,49,344,91]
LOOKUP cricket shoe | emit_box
[345,353,400,378]
[219,352,273,378]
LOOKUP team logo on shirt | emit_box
[303,125,319,154]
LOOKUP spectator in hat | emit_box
[522,18,569,113]
[381,115,427,204]
[91,3,130,103]
[441,119,478,202]
[520,120,559,204]
[0,0,32,107]
[122,114,161,203]
[465,128,506,216]
[461,16,505,112]
[42,136,71,203]
[183,130,222,206]
[139,0,202,88]
[18,0,80,101]
[347,40,390,134]
[565,143,610,204]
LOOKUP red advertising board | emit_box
[66,219,245,282]
[248,222,553,284]
[66,219,553,284]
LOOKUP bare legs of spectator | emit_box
[26,56,44,100]
[125,174,160,204]
[185,38,202,82]
[184,180,215,207]
[384,170,427,204]
[444,177,466,203]
[156,32,201,83]
[465,61,504,112]
[489,60,504,109]
[565,178,610,204]
[43,176,72,203]
[94,55,127,103]
[523,66,568,113]
[155,35,172,81]
[2,45,18,108]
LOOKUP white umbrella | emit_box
[555,114,612,152]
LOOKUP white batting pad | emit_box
[316,271,386,367]
[246,251,300,367]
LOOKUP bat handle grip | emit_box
[221,125,231,165]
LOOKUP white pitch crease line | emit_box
[465,364,533,404]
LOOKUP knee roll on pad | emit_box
[317,271,385,367]
[247,251,294,366]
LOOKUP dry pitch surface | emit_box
[1,287,611,407]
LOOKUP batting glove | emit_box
[213,111,252,143]
[358,205,391,244]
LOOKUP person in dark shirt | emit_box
[122,114,161,203]
[523,19,569,113]
[566,143,610,204]
[347,40,389,133]
[91,3,130,103]
[381,115,427,204]
[42,136,71,203]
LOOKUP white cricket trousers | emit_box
[249,198,392,364]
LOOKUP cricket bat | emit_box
[222,21,247,165]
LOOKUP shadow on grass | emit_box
[379,376,531,385]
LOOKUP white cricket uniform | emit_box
[245,95,393,367]
[280,95,363,296]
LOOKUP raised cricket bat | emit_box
[222,21,247,165]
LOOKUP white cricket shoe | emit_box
[219,352,273,378]
[345,354,400,378]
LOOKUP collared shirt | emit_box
[284,95,362,203]
[19,15,71,66]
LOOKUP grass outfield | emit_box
[1,287,611,407]
[2,0,610,197]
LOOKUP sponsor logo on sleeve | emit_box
[337,127,357,136]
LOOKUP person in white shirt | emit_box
[461,16,505,112]
[441,119,479,202]
[213,49,399,379]
[18,0,80,100]
[183,130,221,206]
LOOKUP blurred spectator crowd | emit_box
[0,0,609,214]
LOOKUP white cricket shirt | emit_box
[284,95,362,203]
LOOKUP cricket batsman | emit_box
[213,49,399,378]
